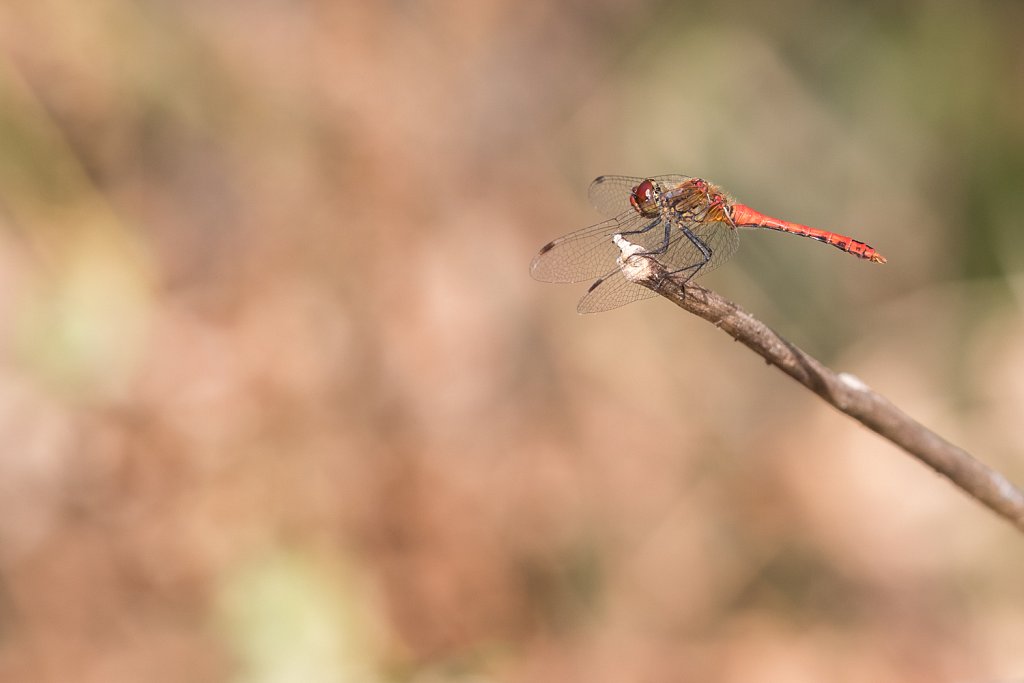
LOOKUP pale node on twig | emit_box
[838,372,869,392]
[614,234,657,284]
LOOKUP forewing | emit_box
[588,174,692,219]
[530,214,658,283]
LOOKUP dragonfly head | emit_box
[629,179,660,218]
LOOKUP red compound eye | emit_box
[629,180,658,216]
[634,180,654,202]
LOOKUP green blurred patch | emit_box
[215,548,383,683]
[0,57,154,398]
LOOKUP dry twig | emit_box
[613,236,1024,534]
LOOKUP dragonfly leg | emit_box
[618,217,661,240]
[646,217,674,256]
[659,226,712,287]
[617,217,673,258]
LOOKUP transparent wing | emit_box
[533,174,741,313]
[588,174,692,219]
[530,214,661,283]
[576,269,659,314]
[655,220,740,278]
[578,221,740,314]
[532,174,700,284]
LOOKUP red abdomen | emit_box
[730,204,886,264]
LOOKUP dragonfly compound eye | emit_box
[629,179,659,217]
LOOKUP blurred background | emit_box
[0,1,1022,681]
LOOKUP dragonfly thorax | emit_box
[662,179,732,225]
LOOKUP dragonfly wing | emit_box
[544,219,739,313]
[588,174,692,219]
[653,220,740,279]
[577,221,739,313]
[530,215,661,283]
[576,269,659,314]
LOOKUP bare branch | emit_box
[614,237,1024,534]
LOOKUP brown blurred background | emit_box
[0,1,1022,681]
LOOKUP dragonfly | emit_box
[530,175,886,313]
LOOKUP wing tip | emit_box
[529,242,560,281]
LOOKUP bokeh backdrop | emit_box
[0,1,1023,681]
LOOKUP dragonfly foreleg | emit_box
[618,217,661,240]
[617,217,674,259]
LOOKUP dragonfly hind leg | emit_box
[657,226,712,290]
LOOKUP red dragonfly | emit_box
[530,175,886,313]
